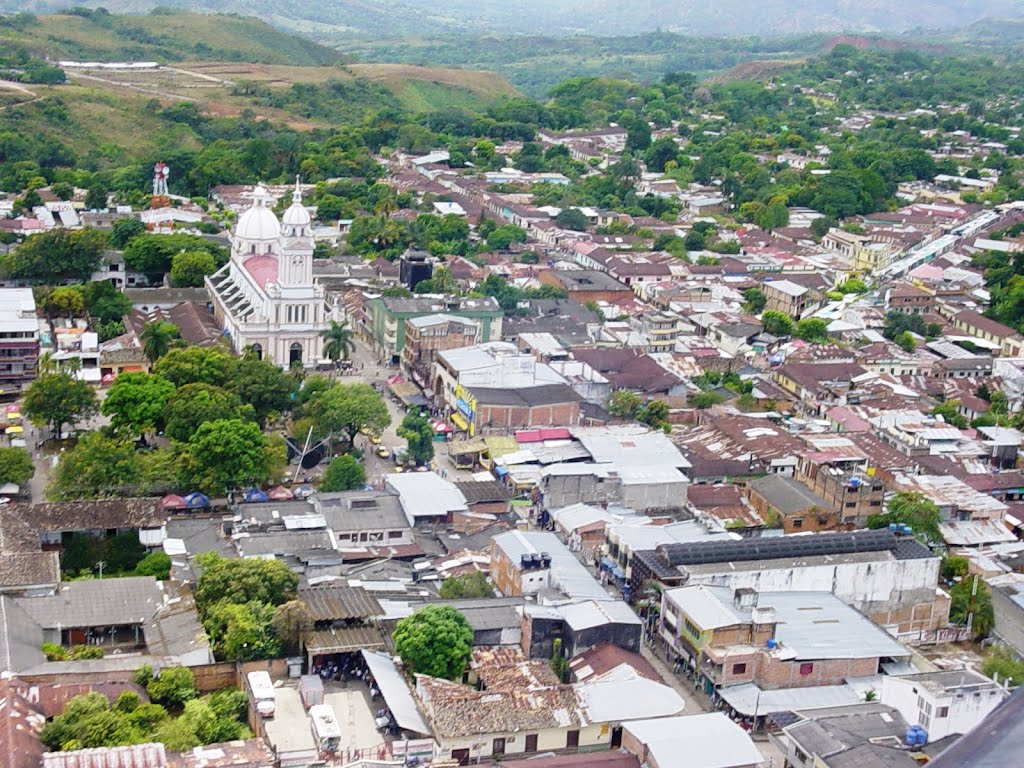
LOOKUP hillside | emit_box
[344,32,828,97]
[0,9,345,65]
[6,0,1021,37]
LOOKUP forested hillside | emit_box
[5,0,1020,37]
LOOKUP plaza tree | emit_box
[0,446,34,486]
[102,372,176,439]
[23,373,99,438]
[163,384,254,443]
[306,383,390,447]
[186,419,273,495]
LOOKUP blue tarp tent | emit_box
[243,488,270,503]
[183,492,210,508]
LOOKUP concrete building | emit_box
[206,183,331,367]
[621,715,762,768]
[0,288,39,394]
[745,475,835,534]
[762,279,817,320]
[780,703,925,768]
[366,295,502,364]
[433,342,581,433]
[522,599,643,660]
[489,530,611,603]
[795,450,885,529]
[660,586,909,695]
[881,670,1009,742]
[630,530,949,639]
[539,426,692,513]
[400,313,480,386]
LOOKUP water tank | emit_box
[849,477,861,488]
[540,552,552,568]
[905,725,928,747]
[766,638,777,649]
[521,553,532,568]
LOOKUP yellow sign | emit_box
[451,412,469,430]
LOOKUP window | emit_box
[845,501,856,508]
[524,734,538,752]
[799,662,814,676]
[869,500,882,507]
[566,730,580,749]
[936,706,949,718]
[732,663,747,674]
[792,518,803,528]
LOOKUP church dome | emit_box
[235,185,281,242]
[282,178,312,228]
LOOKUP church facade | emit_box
[207,183,332,368]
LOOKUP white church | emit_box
[207,182,333,368]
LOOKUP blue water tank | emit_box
[766,638,777,649]
[905,726,928,747]
[889,523,899,532]
[850,477,861,488]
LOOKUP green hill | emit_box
[0,9,346,65]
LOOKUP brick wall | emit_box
[755,654,879,689]
[476,401,581,431]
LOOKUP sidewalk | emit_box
[640,642,712,715]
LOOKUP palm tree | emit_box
[141,321,179,363]
[320,320,356,369]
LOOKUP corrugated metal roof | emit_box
[362,649,432,736]
[307,625,384,654]
[623,714,762,768]
[299,585,383,621]
[42,743,167,768]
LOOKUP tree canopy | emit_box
[102,372,176,438]
[866,491,943,545]
[186,418,274,495]
[163,383,254,443]
[319,454,366,492]
[392,605,474,679]
[0,446,34,487]
[306,383,391,446]
[397,412,435,466]
[2,228,108,283]
[23,373,99,438]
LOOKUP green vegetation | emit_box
[398,412,435,466]
[982,646,1024,685]
[40,678,250,753]
[347,32,824,97]
[319,454,367,492]
[194,552,298,661]
[23,373,99,438]
[0,11,345,66]
[949,576,994,639]
[0,446,34,486]
[392,605,474,679]
[866,491,943,545]
[606,390,671,430]
[305,383,391,447]
[438,571,493,599]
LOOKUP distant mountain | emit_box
[6,0,1023,37]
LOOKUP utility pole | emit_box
[96,560,105,579]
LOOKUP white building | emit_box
[881,670,1009,742]
[206,182,332,368]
